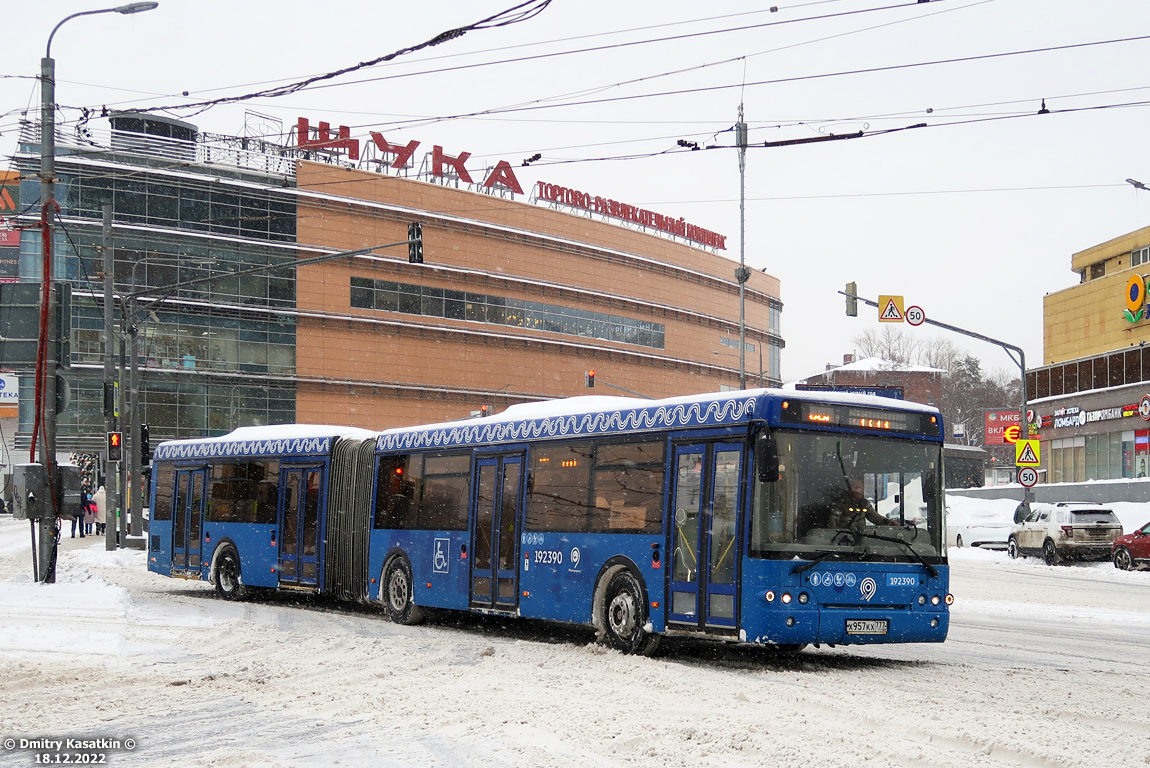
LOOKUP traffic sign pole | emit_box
[841,286,1033,504]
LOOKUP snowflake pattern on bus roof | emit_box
[376,396,757,452]
[153,435,333,461]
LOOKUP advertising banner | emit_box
[984,409,1021,445]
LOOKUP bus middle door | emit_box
[171,467,208,577]
[278,465,324,590]
[470,454,524,611]
[668,442,743,632]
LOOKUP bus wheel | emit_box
[384,556,424,626]
[214,547,247,601]
[602,570,660,656]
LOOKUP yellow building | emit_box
[1031,225,1150,484]
[1044,224,1150,364]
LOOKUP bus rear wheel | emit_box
[602,570,660,656]
[384,556,424,626]
[214,546,248,601]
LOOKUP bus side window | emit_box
[151,464,175,521]
[418,453,471,531]
[588,441,665,533]
[526,442,593,532]
[375,454,421,529]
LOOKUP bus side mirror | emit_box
[756,433,780,483]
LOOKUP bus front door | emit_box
[470,454,523,610]
[278,466,323,589]
[171,468,208,577]
[668,442,743,632]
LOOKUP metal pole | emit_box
[118,336,127,547]
[102,206,119,550]
[36,53,58,583]
[736,103,748,390]
[128,297,141,537]
[841,288,1030,506]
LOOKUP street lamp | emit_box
[1127,178,1148,192]
[37,2,159,577]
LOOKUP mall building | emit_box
[4,113,783,459]
[1031,224,1150,482]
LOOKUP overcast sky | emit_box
[4,0,1150,382]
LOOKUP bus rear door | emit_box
[668,442,743,633]
[172,467,208,577]
[278,465,324,589]
[470,454,524,611]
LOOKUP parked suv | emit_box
[1112,520,1150,570]
[1007,502,1124,565]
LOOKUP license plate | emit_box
[846,619,889,635]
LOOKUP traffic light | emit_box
[845,282,858,317]
[107,431,123,462]
[480,405,490,417]
[140,423,151,465]
[585,369,595,388]
[408,222,423,264]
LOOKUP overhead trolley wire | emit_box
[372,32,1150,128]
[113,0,556,118]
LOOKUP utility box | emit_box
[13,463,84,520]
[13,463,49,520]
[57,464,83,520]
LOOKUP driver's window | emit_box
[1141,523,1150,535]
[1037,512,1049,522]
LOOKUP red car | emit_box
[1112,520,1150,571]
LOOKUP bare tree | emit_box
[851,326,922,366]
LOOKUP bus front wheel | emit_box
[602,570,661,656]
[383,556,425,626]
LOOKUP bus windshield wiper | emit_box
[791,550,846,575]
[846,529,939,578]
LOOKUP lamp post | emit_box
[37,1,159,580]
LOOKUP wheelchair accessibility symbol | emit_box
[433,538,449,574]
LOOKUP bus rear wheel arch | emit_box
[382,554,425,626]
[594,565,660,656]
[213,544,248,601]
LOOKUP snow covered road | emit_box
[1,518,1148,768]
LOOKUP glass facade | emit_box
[1049,430,1140,483]
[13,150,299,447]
[350,276,666,349]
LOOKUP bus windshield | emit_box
[750,430,944,562]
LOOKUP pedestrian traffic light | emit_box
[408,222,423,264]
[140,423,151,465]
[107,431,123,462]
[585,369,595,388]
[845,282,858,317]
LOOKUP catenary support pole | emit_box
[128,295,141,537]
[736,103,748,390]
[36,52,58,583]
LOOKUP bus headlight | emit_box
[931,595,940,606]
[944,594,954,605]
[781,593,792,604]
[765,591,776,602]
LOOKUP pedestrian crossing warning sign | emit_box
[878,295,905,323]
[1015,439,1040,467]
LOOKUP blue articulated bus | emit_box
[148,390,951,654]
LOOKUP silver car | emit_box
[947,505,1011,550]
[1007,502,1124,565]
